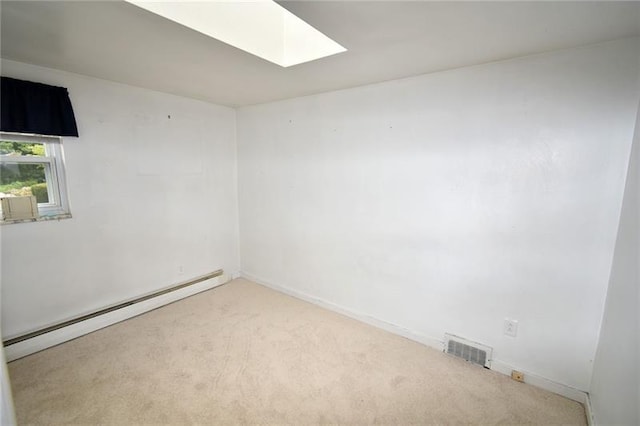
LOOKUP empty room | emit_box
[0,1,639,424]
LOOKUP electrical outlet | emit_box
[504,318,518,337]
[178,265,184,275]
[511,370,525,382]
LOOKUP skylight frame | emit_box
[125,0,347,67]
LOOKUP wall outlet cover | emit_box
[504,318,518,337]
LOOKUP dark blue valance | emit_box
[1,77,79,137]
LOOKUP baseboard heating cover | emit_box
[444,333,493,368]
[3,269,224,351]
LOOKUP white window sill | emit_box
[1,213,72,225]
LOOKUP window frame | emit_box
[0,132,71,222]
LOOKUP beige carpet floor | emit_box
[8,278,586,424]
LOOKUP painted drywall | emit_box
[0,60,240,338]
[0,347,15,425]
[589,102,640,425]
[237,38,640,391]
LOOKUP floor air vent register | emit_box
[444,333,493,368]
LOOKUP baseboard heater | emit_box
[3,269,224,347]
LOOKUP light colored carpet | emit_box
[8,278,586,424]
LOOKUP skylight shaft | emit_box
[125,0,347,67]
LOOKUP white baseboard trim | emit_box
[5,275,227,362]
[490,360,588,403]
[241,271,589,405]
[241,271,444,351]
[584,393,595,426]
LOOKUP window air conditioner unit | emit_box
[1,196,39,221]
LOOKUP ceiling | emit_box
[2,1,639,107]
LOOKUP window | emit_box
[0,132,71,222]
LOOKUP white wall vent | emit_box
[444,333,492,368]
[1,196,39,221]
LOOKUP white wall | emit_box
[589,102,640,425]
[0,60,240,338]
[0,346,15,425]
[237,38,640,391]
[2,37,638,399]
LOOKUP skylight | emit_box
[125,0,347,67]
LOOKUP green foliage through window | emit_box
[0,141,47,197]
[0,141,45,157]
[30,182,49,203]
